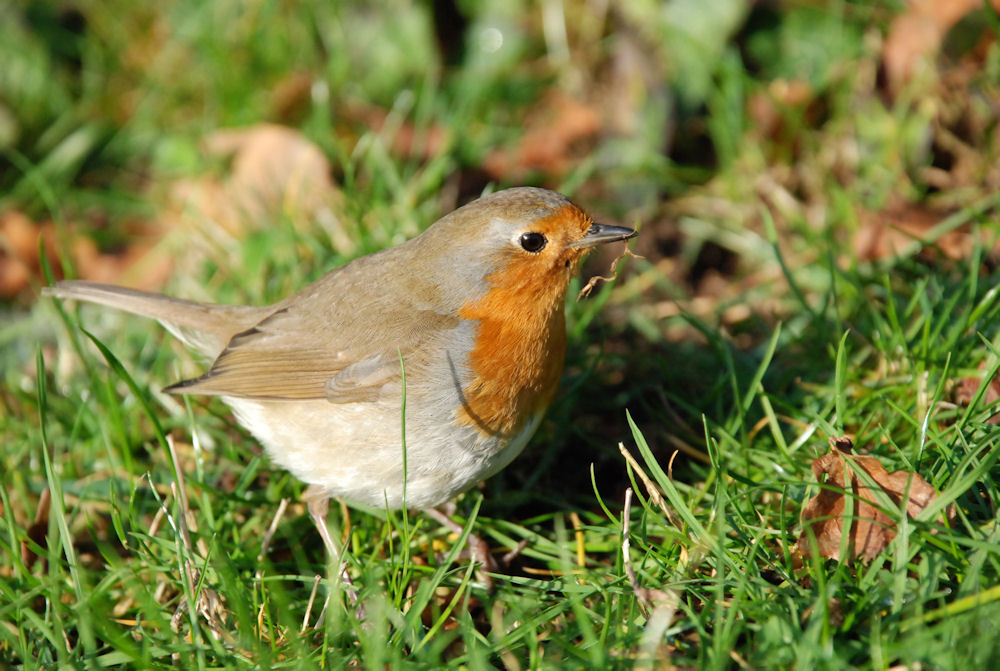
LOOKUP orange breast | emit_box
[455,206,588,436]
[457,296,566,436]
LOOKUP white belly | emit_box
[224,395,543,509]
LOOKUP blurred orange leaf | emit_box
[955,362,1000,423]
[166,123,350,251]
[852,201,999,262]
[484,90,600,181]
[1,211,169,298]
[882,0,999,93]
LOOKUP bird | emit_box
[44,186,636,577]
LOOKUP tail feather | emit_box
[43,280,266,357]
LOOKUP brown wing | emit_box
[164,301,458,402]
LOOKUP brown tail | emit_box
[43,281,266,357]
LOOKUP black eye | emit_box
[519,232,547,253]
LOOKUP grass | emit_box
[4,0,1000,668]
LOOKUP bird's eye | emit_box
[519,232,547,253]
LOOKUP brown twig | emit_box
[301,574,322,634]
[257,497,289,565]
[576,247,643,300]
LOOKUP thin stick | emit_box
[301,574,322,634]
[257,497,289,564]
[621,488,649,613]
[577,247,643,300]
[501,539,530,566]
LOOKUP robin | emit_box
[44,187,636,573]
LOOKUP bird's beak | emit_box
[569,223,637,249]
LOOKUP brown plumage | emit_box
[44,186,635,568]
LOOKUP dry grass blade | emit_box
[618,442,682,529]
[577,247,642,300]
[301,574,322,634]
[161,436,233,646]
[257,497,289,565]
[622,488,682,669]
[569,511,586,568]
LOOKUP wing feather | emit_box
[165,301,458,402]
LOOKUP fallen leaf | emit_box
[0,211,54,297]
[21,488,51,570]
[801,597,844,629]
[1,211,170,298]
[484,90,600,181]
[166,123,352,254]
[882,0,995,94]
[798,436,950,561]
[270,71,315,123]
[203,123,344,234]
[853,201,986,262]
[747,78,816,143]
[955,361,1000,423]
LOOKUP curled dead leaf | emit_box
[21,487,51,570]
[798,436,953,561]
[747,78,817,143]
[0,211,41,296]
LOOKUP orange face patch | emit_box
[455,205,592,436]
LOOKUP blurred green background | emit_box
[4,0,1000,668]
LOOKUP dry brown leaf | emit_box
[0,211,60,297]
[205,124,343,233]
[852,201,989,262]
[798,436,950,561]
[14,128,347,298]
[21,487,51,570]
[747,78,816,143]
[882,0,998,94]
[484,90,600,181]
[166,124,349,252]
[72,233,172,290]
[1,211,171,297]
[270,71,315,123]
[955,361,1000,423]
[340,100,450,162]
[0,212,40,298]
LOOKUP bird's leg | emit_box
[303,485,339,557]
[424,507,497,592]
[302,485,359,611]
